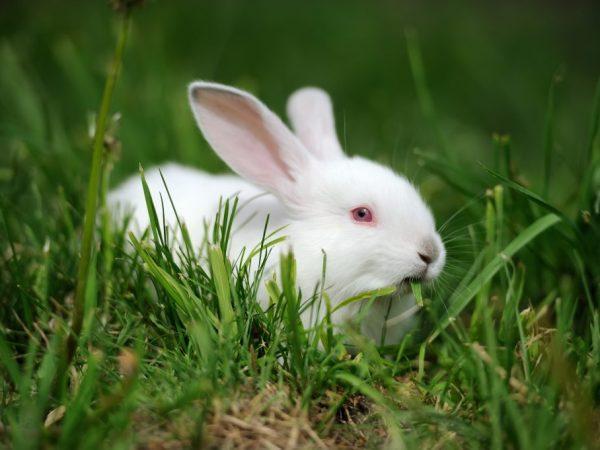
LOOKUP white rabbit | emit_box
[108,81,446,345]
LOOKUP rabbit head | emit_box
[188,82,445,315]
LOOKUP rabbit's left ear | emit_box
[188,81,311,202]
[286,87,345,160]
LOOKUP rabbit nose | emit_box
[418,252,432,264]
[418,237,439,265]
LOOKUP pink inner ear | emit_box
[193,89,295,187]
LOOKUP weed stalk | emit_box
[67,11,131,363]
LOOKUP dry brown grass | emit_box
[133,383,390,450]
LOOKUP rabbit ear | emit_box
[189,81,310,199]
[286,87,345,160]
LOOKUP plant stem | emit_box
[67,12,131,363]
[101,158,115,317]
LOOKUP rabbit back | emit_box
[108,163,288,252]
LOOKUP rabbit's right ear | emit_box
[189,82,310,200]
[286,87,345,160]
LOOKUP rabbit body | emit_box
[109,82,446,345]
[108,162,286,255]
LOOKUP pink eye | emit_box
[351,206,373,223]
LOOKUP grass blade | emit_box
[542,70,561,197]
[428,213,561,343]
[208,244,238,336]
[68,12,131,363]
[410,281,423,307]
[331,286,396,315]
[0,330,20,386]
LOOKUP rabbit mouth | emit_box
[396,278,416,291]
[406,262,442,284]
[397,273,429,291]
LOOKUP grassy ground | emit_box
[1,1,599,448]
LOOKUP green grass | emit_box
[1,1,599,448]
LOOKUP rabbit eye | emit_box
[351,206,373,223]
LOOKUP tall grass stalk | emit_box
[542,71,560,198]
[429,212,562,343]
[67,12,131,361]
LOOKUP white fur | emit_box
[287,87,345,160]
[108,81,446,345]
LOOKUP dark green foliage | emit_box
[0,1,598,448]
